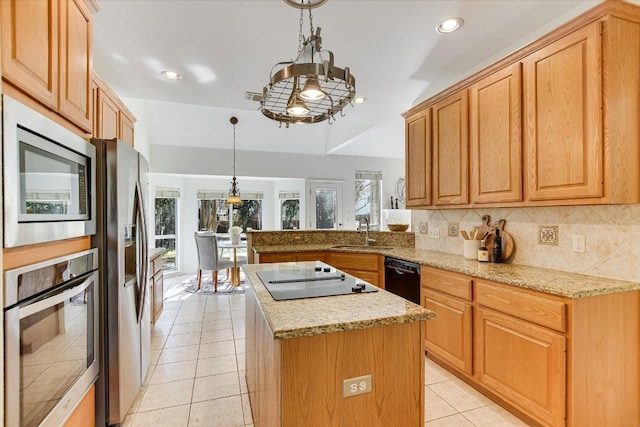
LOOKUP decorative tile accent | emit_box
[538,225,558,245]
[447,222,459,237]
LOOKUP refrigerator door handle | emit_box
[134,181,149,323]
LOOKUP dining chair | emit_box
[194,231,234,292]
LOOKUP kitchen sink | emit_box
[331,245,395,250]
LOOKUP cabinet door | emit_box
[328,252,379,271]
[120,112,135,147]
[153,271,163,323]
[433,90,469,206]
[405,109,431,207]
[58,0,92,132]
[1,0,58,109]
[423,289,473,375]
[470,63,522,204]
[476,307,566,427]
[524,22,603,201]
[96,89,119,139]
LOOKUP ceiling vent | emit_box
[244,92,263,102]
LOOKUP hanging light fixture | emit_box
[225,117,242,205]
[260,0,356,127]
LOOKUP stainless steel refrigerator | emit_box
[92,138,150,426]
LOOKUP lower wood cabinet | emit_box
[421,266,640,427]
[475,307,566,427]
[423,289,472,375]
[150,253,164,324]
[327,252,383,288]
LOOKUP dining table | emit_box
[218,240,247,286]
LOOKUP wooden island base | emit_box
[245,279,426,426]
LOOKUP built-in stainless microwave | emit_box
[3,95,96,247]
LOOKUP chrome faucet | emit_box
[357,218,376,246]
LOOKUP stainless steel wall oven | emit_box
[2,95,96,247]
[4,249,99,427]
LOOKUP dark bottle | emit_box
[491,229,502,263]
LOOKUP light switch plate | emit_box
[429,228,440,239]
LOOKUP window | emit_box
[196,190,230,233]
[154,187,179,272]
[280,191,300,230]
[355,171,382,230]
[232,192,263,231]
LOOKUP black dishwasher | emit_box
[384,257,421,304]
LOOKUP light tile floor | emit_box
[123,274,531,427]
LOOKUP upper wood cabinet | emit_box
[469,63,523,204]
[404,2,640,208]
[92,71,137,146]
[432,90,469,206]
[405,109,431,207]
[1,0,58,109]
[58,0,92,132]
[95,88,119,140]
[523,23,603,202]
[1,0,92,133]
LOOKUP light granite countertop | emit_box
[251,244,640,298]
[243,261,435,340]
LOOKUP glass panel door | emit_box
[307,180,343,230]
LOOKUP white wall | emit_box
[150,145,406,231]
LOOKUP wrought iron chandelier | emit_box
[260,0,356,127]
[225,116,242,205]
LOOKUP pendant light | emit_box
[225,117,242,205]
[260,0,356,127]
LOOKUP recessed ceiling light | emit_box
[436,17,463,34]
[353,97,367,105]
[161,70,182,80]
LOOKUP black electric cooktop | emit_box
[256,266,378,301]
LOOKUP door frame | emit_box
[306,179,344,230]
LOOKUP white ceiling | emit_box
[93,0,605,159]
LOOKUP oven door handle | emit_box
[18,274,94,320]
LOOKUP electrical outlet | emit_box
[428,227,440,239]
[419,222,428,234]
[342,374,372,398]
[572,235,586,253]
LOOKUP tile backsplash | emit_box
[412,205,640,282]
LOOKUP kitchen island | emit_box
[243,261,434,427]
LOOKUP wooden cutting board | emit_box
[484,229,514,261]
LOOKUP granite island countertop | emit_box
[243,261,435,340]
[251,244,640,299]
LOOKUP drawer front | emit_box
[421,266,472,301]
[476,281,566,332]
[328,253,379,272]
[259,253,295,263]
[296,251,327,262]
